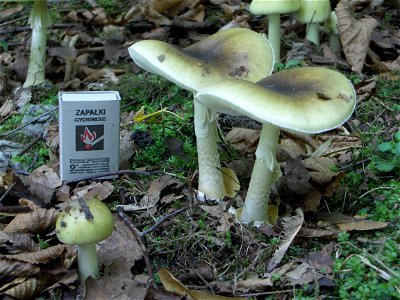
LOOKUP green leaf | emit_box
[376,161,396,172]
[377,142,393,152]
[0,40,8,51]
[394,130,400,142]
[395,142,400,155]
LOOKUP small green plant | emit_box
[36,234,49,249]
[371,129,400,173]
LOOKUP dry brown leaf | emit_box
[72,181,114,202]
[0,169,13,189]
[225,127,259,154]
[3,198,58,234]
[0,98,15,118]
[2,276,50,299]
[5,245,67,264]
[318,212,389,231]
[0,257,40,277]
[297,227,340,238]
[29,165,62,189]
[159,268,245,300]
[266,208,304,272]
[335,0,379,73]
[0,3,23,20]
[236,276,273,291]
[81,216,145,297]
[0,231,40,253]
[200,203,233,232]
[303,157,337,185]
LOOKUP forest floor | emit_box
[0,0,399,299]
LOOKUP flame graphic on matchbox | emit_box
[76,125,104,151]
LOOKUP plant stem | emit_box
[240,124,281,224]
[194,101,226,200]
[267,13,280,64]
[24,0,51,87]
[329,33,341,53]
[77,243,99,282]
[305,23,320,46]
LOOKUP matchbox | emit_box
[58,91,121,182]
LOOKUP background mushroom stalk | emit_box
[249,0,300,64]
[128,28,274,200]
[240,123,281,223]
[296,0,331,46]
[24,0,51,87]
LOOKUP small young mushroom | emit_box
[56,197,114,282]
[129,28,274,200]
[195,67,356,224]
[296,0,331,46]
[3,0,51,86]
[249,0,300,63]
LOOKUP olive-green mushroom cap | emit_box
[128,28,274,92]
[250,0,300,15]
[56,198,114,245]
[195,67,356,134]
[296,0,331,24]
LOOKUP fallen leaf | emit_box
[0,257,40,277]
[200,203,234,232]
[0,231,40,253]
[236,276,273,291]
[318,212,389,231]
[2,276,50,299]
[3,198,58,234]
[5,245,67,264]
[159,268,245,300]
[0,3,23,20]
[86,216,145,298]
[225,127,259,154]
[335,0,379,73]
[267,208,304,272]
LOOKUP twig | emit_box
[78,197,93,220]
[0,23,77,34]
[116,207,156,287]
[0,16,28,28]
[0,182,16,204]
[0,205,31,214]
[0,107,58,138]
[66,169,162,183]
[235,289,298,297]
[140,207,189,237]
[359,186,396,199]
[14,134,43,156]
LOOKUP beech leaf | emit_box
[5,245,67,264]
[335,0,378,73]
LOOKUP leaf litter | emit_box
[0,0,399,298]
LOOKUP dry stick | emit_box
[0,107,58,138]
[0,23,76,34]
[116,207,156,287]
[140,207,189,237]
[78,197,94,220]
[0,182,16,205]
[66,169,162,183]
[15,134,43,156]
[0,205,31,214]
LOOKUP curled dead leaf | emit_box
[3,198,58,234]
[5,245,67,264]
[335,0,379,73]
[0,257,41,277]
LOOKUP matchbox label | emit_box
[76,125,104,151]
[59,91,121,182]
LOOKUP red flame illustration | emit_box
[80,127,96,150]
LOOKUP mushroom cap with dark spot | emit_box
[128,28,274,92]
[56,198,114,245]
[195,67,356,134]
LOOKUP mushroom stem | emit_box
[240,123,281,224]
[194,101,226,200]
[305,23,320,46]
[77,243,99,282]
[329,33,341,53]
[267,13,281,64]
[24,0,51,87]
